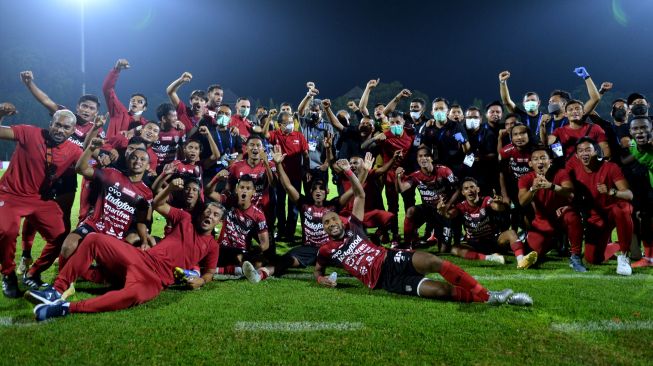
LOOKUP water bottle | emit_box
[328,272,338,283]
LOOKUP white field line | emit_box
[234,321,364,332]
[551,320,653,333]
[273,273,653,281]
[0,317,38,327]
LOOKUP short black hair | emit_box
[450,104,462,110]
[505,112,521,122]
[416,146,434,159]
[246,134,264,144]
[432,97,450,108]
[485,100,503,111]
[78,94,101,108]
[627,92,647,106]
[565,99,584,111]
[576,136,597,148]
[237,174,254,184]
[127,136,146,146]
[388,111,403,119]
[190,90,208,102]
[237,97,250,103]
[466,106,481,114]
[611,98,627,107]
[184,138,203,151]
[410,98,426,107]
[524,92,540,100]
[129,147,150,161]
[530,144,552,159]
[156,103,176,121]
[310,179,326,192]
[130,93,148,107]
[207,84,222,93]
[461,176,479,187]
[550,90,571,103]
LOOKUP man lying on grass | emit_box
[244,159,533,306]
[25,178,223,321]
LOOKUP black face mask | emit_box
[631,104,648,116]
[612,108,627,122]
[309,112,320,123]
[336,115,349,126]
[359,125,373,135]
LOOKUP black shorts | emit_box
[375,250,427,297]
[73,223,96,240]
[286,246,319,267]
[465,235,502,254]
[218,246,266,266]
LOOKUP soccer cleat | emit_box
[517,251,538,269]
[569,254,588,272]
[485,253,505,264]
[616,254,632,276]
[22,273,48,290]
[631,257,653,268]
[174,267,200,283]
[486,288,513,305]
[242,261,260,284]
[16,256,33,276]
[34,302,70,322]
[507,292,533,306]
[2,272,20,298]
[24,286,62,305]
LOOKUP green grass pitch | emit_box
[1,172,652,365]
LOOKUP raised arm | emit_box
[272,145,301,203]
[198,126,221,169]
[337,159,365,221]
[82,113,107,150]
[498,71,516,113]
[337,152,373,206]
[76,137,104,179]
[261,109,277,139]
[166,72,192,108]
[321,99,344,131]
[573,67,600,115]
[20,71,58,113]
[298,82,318,116]
[358,79,378,117]
[384,88,412,116]
[152,177,185,217]
[0,103,17,139]
[395,167,413,193]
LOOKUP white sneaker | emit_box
[485,253,505,264]
[616,254,632,276]
[507,292,533,306]
[242,261,261,283]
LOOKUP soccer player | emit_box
[56,137,154,270]
[102,58,149,137]
[0,109,83,298]
[499,123,534,230]
[25,178,222,320]
[283,159,532,306]
[438,178,537,269]
[211,176,270,277]
[517,146,585,271]
[166,72,212,131]
[628,117,653,267]
[396,146,459,249]
[101,120,161,175]
[150,102,187,174]
[569,138,634,275]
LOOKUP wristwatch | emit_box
[609,188,617,196]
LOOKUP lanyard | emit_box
[215,130,233,154]
[526,113,542,132]
[549,117,568,135]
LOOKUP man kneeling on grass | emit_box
[243,159,532,306]
[24,178,223,321]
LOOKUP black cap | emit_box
[627,93,646,106]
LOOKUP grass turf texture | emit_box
[1,172,653,365]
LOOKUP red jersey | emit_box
[518,170,572,219]
[228,160,276,208]
[102,68,149,138]
[553,123,607,157]
[83,168,153,240]
[268,130,308,181]
[229,114,253,139]
[455,196,497,241]
[403,165,458,207]
[0,125,82,198]
[340,169,386,214]
[147,207,218,286]
[217,204,268,251]
[152,128,186,167]
[175,101,206,131]
[500,144,531,181]
[297,196,340,247]
[103,135,159,174]
[317,216,387,289]
[170,160,202,178]
[567,160,626,209]
[378,131,414,182]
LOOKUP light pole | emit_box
[80,0,86,95]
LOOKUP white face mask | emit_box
[465,118,480,130]
[410,111,422,120]
[132,110,143,116]
[524,100,538,113]
[284,123,294,133]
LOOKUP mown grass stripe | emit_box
[234,321,364,332]
[273,273,653,281]
[551,320,653,333]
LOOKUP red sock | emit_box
[439,261,488,301]
[510,240,524,257]
[258,268,270,281]
[451,286,474,303]
[644,241,653,258]
[58,254,68,270]
[403,217,416,244]
[604,243,620,261]
[463,251,486,260]
[217,265,238,275]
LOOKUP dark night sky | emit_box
[1,0,653,112]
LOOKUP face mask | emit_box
[239,107,250,117]
[631,104,648,116]
[410,111,422,120]
[309,112,320,123]
[433,110,447,122]
[132,110,143,116]
[337,115,349,126]
[217,115,230,126]
[359,124,373,135]
[547,103,561,115]
[390,124,403,136]
[524,101,538,113]
[465,118,480,130]
[284,123,294,133]
[612,108,627,122]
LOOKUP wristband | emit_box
[344,169,354,178]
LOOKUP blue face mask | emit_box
[239,107,250,117]
[524,101,538,113]
[433,110,447,122]
[217,115,230,126]
[390,124,403,136]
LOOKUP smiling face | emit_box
[310,182,327,205]
[576,141,597,167]
[511,125,529,148]
[127,149,150,175]
[630,118,652,147]
[417,148,433,170]
[565,102,584,123]
[48,113,76,144]
[140,122,160,143]
[197,203,224,232]
[529,149,551,175]
[322,211,345,239]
